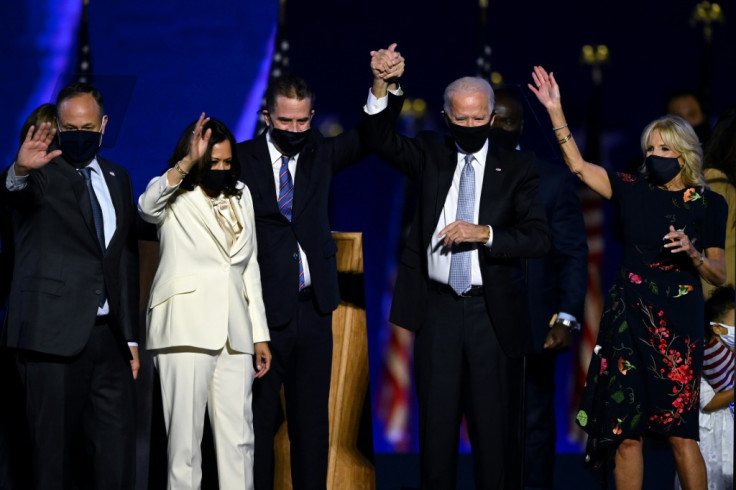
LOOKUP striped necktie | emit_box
[277,155,305,290]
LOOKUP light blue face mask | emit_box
[711,322,735,349]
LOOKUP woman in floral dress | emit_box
[529,66,727,489]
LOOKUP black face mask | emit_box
[446,120,490,154]
[269,127,311,157]
[201,169,229,194]
[489,127,522,151]
[644,155,682,185]
[58,130,102,167]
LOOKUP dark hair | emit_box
[663,89,704,115]
[703,104,736,186]
[19,103,56,144]
[56,82,105,120]
[168,118,241,198]
[704,285,735,342]
[265,74,315,113]
[493,86,524,118]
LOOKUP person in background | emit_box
[665,89,711,145]
[530,66,727,490]
[490,87,589,489]
[139,115,271,490]
[1,83,140,490]
[236,44,403,490]
[702,104,736,296]
[0,102,56,490]
[675,285,734,490]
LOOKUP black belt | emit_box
[428,280,484,298]
[298,286,313,301]
[94,315,109,326]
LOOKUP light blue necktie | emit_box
[277,155,305,290]
[79,166,107,306]
[448,154,475,295]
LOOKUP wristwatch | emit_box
[554,317,581,332]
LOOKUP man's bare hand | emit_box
[438,221,489,247]
[15,122,62,176]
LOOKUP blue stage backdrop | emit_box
[2,0,735,459]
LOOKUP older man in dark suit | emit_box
[1,83,139,490]
[364,76,551,489]
[236,45,404,490]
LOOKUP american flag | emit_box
[253,0,290,137]
[76,0,93,84]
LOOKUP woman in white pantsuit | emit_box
[139,114,271,489]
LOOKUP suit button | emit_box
[293,252,299,260]
[95,289,102,295]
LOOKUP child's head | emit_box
[705,286,735,347]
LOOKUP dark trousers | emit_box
[414,287,523,490]
[524,352,558,489]
[253,289,333,490]
[16,319,136,490]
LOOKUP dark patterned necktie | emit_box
[79,166,107,305]
[277,155,305,290]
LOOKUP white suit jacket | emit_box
[138,174,269,353]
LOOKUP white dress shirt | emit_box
[364,89,494,287]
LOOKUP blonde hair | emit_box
[640,115,705,188]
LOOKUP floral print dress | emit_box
[576,171,727,468]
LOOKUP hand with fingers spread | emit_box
[527,65,562,111]
[166,112,211,186]
[15,122,63,176]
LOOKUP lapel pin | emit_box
[495,168,502,172]
[108,171,116,176]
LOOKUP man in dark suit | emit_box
[1,83,140,490]
[236,45,404,489]
[363,76,551,489]
[491,88,588,489]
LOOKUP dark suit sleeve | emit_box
[116,172,140,344]
[328,92,407,175]
[361,92,427,181]
[485,152,551,258]
[549,173,588,319]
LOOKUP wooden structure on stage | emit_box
[273,232,375,489]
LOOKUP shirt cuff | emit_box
[364,88,388,115]
[483,225,493,247]
[127,342,139,347]
[5,162,29,191]
[557,312,576,322]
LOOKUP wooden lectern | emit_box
[273,232,375,489]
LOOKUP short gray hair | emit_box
[443,77,494,115]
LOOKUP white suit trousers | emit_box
[155,342,255,490]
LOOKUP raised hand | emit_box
[371,43,405,83]
[527,66,561,111]
[187,112,212,164]
[15,122,63,176]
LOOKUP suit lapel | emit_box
[98,158,124,249]
[430,141,459,238]
[247,135,283,216]
[478,144,506,223]
[186,189,230,254]
[55,159,100,251]
[291,140,316,222]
